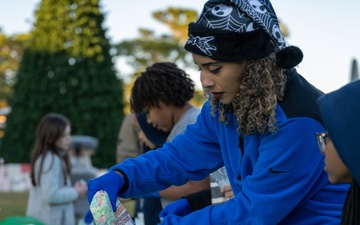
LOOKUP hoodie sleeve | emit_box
[161,117,345,224]
[110,101,224,198]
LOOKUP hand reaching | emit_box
[221,184,234,201]
[74,179,88,198]
[87,171,125,211]
[159,198,191,220]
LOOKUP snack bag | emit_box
[90,190,135,225]
[210,167,230,205]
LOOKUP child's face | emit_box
[55,124,71,151]
[322,138,352,184]
[192,53,246,105]
[146,101,175,132]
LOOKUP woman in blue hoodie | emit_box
[317,80,360,224]
[87,0,349,224]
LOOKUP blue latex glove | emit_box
[139,191,160,198]
[84,210,93,224]
[87,171,125,211]
[159,198,191,219]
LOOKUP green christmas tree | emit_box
[1,0,124,168]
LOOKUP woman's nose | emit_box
[200,72,213,88]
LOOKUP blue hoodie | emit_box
[112,70,348,224]
[317,80,360,185]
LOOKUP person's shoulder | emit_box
[37,152,61,171]
[182,106,200,122]
[42,151,56,159]
[188,105,201,115]
[46,152,61,162]
[279,69,324,125]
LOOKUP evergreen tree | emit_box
[115,7,198,75]
[0,0,123,168]
[0,31,28,101]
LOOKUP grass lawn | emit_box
[0,192,28,221]
[0,192,137,222]
[0,192,137,223]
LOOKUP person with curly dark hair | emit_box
[130,62,199,141]
[87,0,348,224]
[130,62,210,209]
[316,80,360,225]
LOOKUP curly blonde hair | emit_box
[209,52,286,135]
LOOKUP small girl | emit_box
[26,113,87,225]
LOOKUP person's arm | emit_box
[159,176,210,200]
[161,118,335,224]
[184,188,212,212]
[111,102,222,198]
[87,103,218,220]
[159,188,212,219]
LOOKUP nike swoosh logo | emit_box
[269,168,287,173]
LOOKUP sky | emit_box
[1,0,360,93]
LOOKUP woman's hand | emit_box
[221,184,234,201]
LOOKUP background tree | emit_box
[0,31,28,103]
[0,0,123,168]
[114,7,204,111]
[115,7,197,75]
[152,7,198,42]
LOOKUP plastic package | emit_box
[90,190,135,225]
[210,167,229,189]
[210,167,230,204]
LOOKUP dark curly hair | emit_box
[209,52,286,135]
[130,62,195,114]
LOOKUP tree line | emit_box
[0,0,202,168]
[0,0,289,168]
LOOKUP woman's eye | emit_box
[210,67,221,73]
[197,67,202,71]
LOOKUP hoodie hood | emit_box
[136,112,169,148]
[317,80,360,184]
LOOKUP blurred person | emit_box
[317,80,360,224]
[116,113,142,164]
[87,1,348,223]
[26,113,87,225]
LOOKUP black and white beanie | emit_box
[185,0,303,69]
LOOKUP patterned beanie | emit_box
[185,0,303,69]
